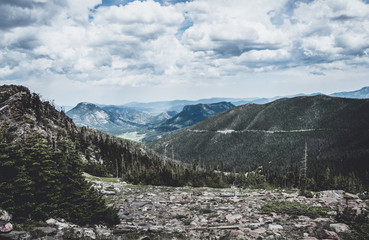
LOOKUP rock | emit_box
[83,228,96,239]
[316,229,340,240]
[319,190,344,199]
[298,216,311,223]
[0,231,31,240]
[131,201,150,208]
[249,227,267,237]
[46,219,58,225]
[45,219,73,230]
[330,223,350,233]
[149,225,165,232]
[298,237,318,240]
[33,227,57,235]
[101,190,116,195]
[73,228,84,238]
[113,224,137,234]
[343,192,359,200]
[268,224,283,231]
[294,223,311,228]
[0,209,11,221]
[139,236,150,240]
[313,217,331,223]
[0,221,13,233]
[95,228,112,238]
[225,214,242,224]
[41,236,56,240]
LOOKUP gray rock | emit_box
[41,237,56,240]
[344,192,359,199]
[268,224,283,231]
[131,201,150,208]
[0,221,13,233]
[95,228,112,238]
[113,224,137,234]
[73,228,84,238]
[319,190,344,199]
[83,228,96,239]
[0,209,11,222]
[330,223,350,233]
[225,214,242,224]
[45,218,70,230]
[33,227,57,235]
[316,229,340,240]
[0,231,31,240]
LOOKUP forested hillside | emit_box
[155,102,234,132]
[0,85,245,224]
[150,95,369,191]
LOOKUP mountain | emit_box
[66,102,147,135]
[149,95,369,190]
[155,102,235,132]
[0,84,234,191]
[0,85,120,224]
[331,86,369,99]
[124,98,252,113]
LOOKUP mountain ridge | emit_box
[149,95,369,190]
[155,102,235,132]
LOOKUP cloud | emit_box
[1,0,369,104]
[0,0,66,29]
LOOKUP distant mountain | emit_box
[124,98,251,113]
[66,102,138,133]
[149,95,369,189]
[155,102,235,132]
[331,86,369,99]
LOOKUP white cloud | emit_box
[1,0,369,105]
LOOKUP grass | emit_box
[260,201,329,219]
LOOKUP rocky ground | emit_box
[1,175,368,239]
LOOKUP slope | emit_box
[149,95,369,190]
[155,102,235,132]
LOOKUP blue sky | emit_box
[1,0,369,106]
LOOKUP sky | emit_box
[1,0,369,106]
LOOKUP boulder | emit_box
[225,214,242,224]
[0,209,11,221]
[343,192,359,200]
[0,221,13,233]
[45,219,70,229]
[83,228,96,239]
[316,229,340,240]
[298,237,318,240]
[268,224,283,231]
[0,231,31,240]
[95,228,112,238]
[330,223,350,233]
[33,227,57,235]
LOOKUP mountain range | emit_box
[154,102,235,132]
[149,95,369,189]
[66,101,235,142]
[1,84,369,198]
[66,86,369,143]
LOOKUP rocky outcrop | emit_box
[0,209,12,234]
